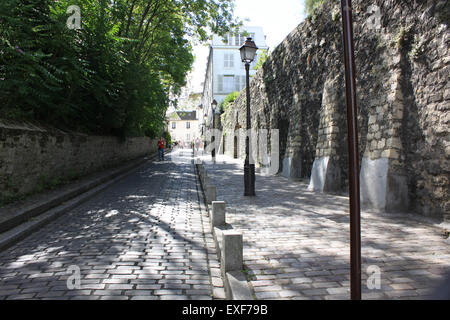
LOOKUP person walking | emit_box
[195,138,200,152]
[158,137,165,161]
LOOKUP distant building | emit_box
[201,26,269,130]
[167,110,201,146]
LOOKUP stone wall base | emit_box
[308,156,341,192]
[281,151,302,180]
[360,157,409,213]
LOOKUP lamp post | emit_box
[239,37,258,197]
[211,99,218,160]
[203,113,208,153]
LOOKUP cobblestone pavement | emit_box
[199,154,450,300]
[0,149,223,300]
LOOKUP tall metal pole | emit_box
[341,0,361,300]
[244,62,255,196]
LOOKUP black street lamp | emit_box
[211,99,218,160]
[239,37,258,196]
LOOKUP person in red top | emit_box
[158,137,165,161]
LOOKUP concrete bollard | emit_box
[211,201,226,229]
[205,185,216,204]
[222,231,243,273]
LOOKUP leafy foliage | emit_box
[162,131,172,146]
[0,0,239,137]
[253,49,270,71]
[219,91,239,113]
[305,0,325,16]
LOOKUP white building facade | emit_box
[201,26,269,129]
[167,111,201,146]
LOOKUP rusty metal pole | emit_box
[340,0,361,300]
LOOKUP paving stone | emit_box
[190,295,212,300]
[130,296,160,300]
[326,287,349,295]
[136,284,162,290]
[100,296,129,300]
[107,284,134,290]
[279,290,303,298]
[153,289,183,295]
[255,291,280,299]
[253,285,283,292]
[64,290,92,296]
[159,295,189,300]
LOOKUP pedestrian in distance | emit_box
[195,138,200,152]
[158,137,165,161]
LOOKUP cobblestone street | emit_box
[0,149,448,301]
[199,154,450,300]
[0,150,222,300]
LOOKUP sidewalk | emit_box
[198,154,450,300]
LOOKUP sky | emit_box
[188,0,307,94]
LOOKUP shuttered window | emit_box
[234,75,246,92]
[217,75,223,92]
[223,76,234,93]
[224,53,234,68]
[235,33,246,46]
[222,33,233,45]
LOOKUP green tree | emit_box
[163,131,172,146]
[0,0,240,138]
[253,49,269,71]
[219,91,239,113]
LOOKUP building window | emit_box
[223,75,234,93]
[172,122,176,129]
[224,53,234,68]
[235,33,246,46]
[186,134,190,141]
[186,122,190,129]
[222,33,233,45]
[217,75,223,92]
[234,75,246,92]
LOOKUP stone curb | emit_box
[195,162,254,300]
[193,160,227,300]
[0,153,157,251]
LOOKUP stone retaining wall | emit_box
[0,121,158,201]
[221,0,449,220]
